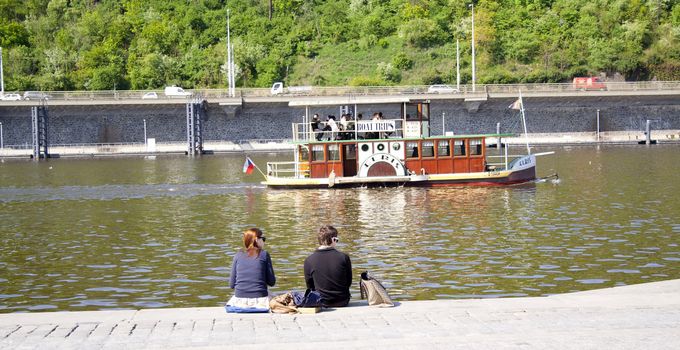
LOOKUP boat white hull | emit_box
[262,155,536,189]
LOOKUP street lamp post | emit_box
[143,119,147,147]
[456,39,460,91]
[469,3,476,92]
[226,9,235,97]
[1,46,4,95]
[227,10,232,97]
[0,122,3,149]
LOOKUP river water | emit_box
[1,145,679,313]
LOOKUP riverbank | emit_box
[3,94,680,149]
[1,130,679,159]
[1,278,678,349]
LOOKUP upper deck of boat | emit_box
[287,97,516,145]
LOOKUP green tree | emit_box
[75,39,126,90]
[128,53,167,89]
[234,38,267,87]
[0,22,29,47]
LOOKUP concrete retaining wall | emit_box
[1,95,679,147]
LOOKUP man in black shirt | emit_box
[311,114,322,141]
[303,225,352,307]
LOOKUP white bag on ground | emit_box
[359,271,394,307]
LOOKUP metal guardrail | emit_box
[2,81,680,103]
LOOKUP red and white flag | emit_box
[508,99,521,110]
[242,157,255,175]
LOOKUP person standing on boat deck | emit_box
[320,116,331,140]
[377,112,391,138]
[331,116,340,140]
[227,228,276,310]
[311,114,322,141]
[368,112,380,139]
[339,114,349,140]
[304,225,352,307]
[323,115,339,141]
[356,113,364,139]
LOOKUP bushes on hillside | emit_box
[399,18,445,48]
[349,76,384,86]
[1,0,678,90]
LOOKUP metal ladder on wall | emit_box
[31,100,49,160]
[186,96,205,156]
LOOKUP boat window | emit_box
[328,144,340,161]
[470,139,482,155]
[437,140,450,157]
[299,146,309,162]
[421,141,434,157]
[406,141,419,158]
[344,144,356,160]
[312,144,325,161]
[454,140,466,156]
[405,104,419,120]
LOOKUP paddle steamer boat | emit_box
[261,97,547,189]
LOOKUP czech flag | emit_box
[243,157,255,175]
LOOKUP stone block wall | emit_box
[1,95,679,147]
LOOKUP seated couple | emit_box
[226,225,352,312]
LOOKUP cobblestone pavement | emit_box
[2,279,679,349]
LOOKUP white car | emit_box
[23,91,51,100]
[1,93,22,101]
[427,84,459,94]
[164,86,192,97]
[142,92,159,99]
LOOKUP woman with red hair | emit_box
[226,228,276,313]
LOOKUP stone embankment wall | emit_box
[1,95,679,146]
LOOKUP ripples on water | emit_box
[0,184,260,203]
[1,146,679,312]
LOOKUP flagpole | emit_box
[518,90,531,155]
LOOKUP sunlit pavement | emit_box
[1,279,679,349]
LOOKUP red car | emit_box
[573,77,607,91]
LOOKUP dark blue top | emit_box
[303,248,352,307]
[229,250,276,298]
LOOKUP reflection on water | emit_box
[1,146,679,312]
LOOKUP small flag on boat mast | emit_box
[509,98,522,110]
[243,157,255,175]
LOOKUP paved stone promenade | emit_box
[2,279,679,349]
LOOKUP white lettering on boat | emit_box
[357,121,396,132]
[358,153,407,177]
[518,157,532,167]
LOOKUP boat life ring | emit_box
[358,153,407,177]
